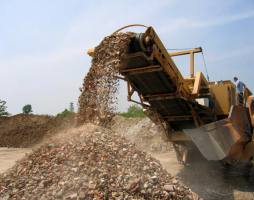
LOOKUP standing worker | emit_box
[234,76,246,105]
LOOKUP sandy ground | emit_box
[0,148,31,174]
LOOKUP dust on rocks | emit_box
[111,115,171,153]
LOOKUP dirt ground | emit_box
[0,148,31,174]
[152,152,254,200]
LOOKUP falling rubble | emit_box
[78,32,133,125]
[0,124,200,200]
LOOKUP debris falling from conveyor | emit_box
[78,33,133,125]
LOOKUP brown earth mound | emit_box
[0,124,200,200]
[0,114,75,148]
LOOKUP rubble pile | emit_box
[78,33,132,125]
[111,115,171,153]
[0,124,200,200]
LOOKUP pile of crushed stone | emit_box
[0,124,200,200]
[78,33,133,125]
[111,115,171,153]
[0,114,75,148]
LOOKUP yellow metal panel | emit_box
[210,81,236,115]
[192,72,209,96]
[247,96,254,127]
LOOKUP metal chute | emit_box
[184,105,253,162]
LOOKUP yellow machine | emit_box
[89,25,254,165]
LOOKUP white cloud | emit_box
[193,10,254,27]
[159,10,254,34]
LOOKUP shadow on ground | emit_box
[177,159,254,200]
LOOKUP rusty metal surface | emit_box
[120,65,162,74]
[149,98,191,117]
[126,70,176,95]
[121,52,153,69]
[229,105,252,139]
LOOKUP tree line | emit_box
[0,99,33,116]
[0,99,76,117]
[1,99,145,118]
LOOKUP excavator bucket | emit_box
[184,105,252,161]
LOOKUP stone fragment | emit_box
[164,184,175,192]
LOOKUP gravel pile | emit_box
[78,33,132,125]
[111,115,171,153]
[0,124,200,200]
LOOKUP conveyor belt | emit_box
[120,49,215,130]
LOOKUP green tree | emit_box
[22,104,33,114]
[56,109,74,118]
[120,104,145,118]
[0,99,9,116]
[57,102,75,118]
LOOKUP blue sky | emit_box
[0,0,254,115]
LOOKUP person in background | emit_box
[233,76,246,105]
